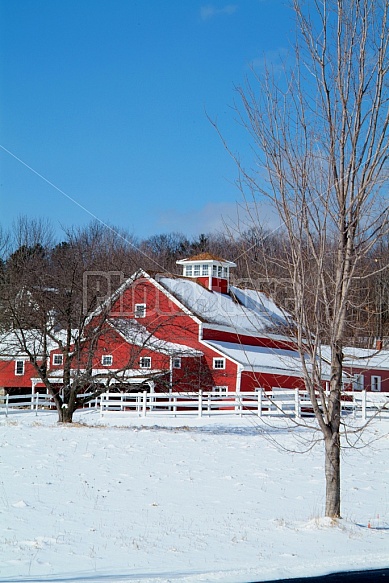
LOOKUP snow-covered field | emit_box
[0,409,388,583]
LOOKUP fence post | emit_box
[257,389,262,418]
[295,389,301,419]
[142,391,147,418]
[362,390,367,421]
[198,390,203,418]
[234,393,242,416]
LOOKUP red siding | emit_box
[210,277,228,294]
[202,327,296,350]
[0,359,45,391]
[343,365,389,392]
[240,371,305,392]
[111,278,200,346]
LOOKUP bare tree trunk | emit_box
[324,430,341,518]
[58,405,74,423]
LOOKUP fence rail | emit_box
[99,389,389,421]
[0,392,99,417]
[1,389,388,421]
[0,392,53,416]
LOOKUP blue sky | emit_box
[0,0,292,241]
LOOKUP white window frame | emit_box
[52,354,63,366]
[15,360,25,376]
[134,303,146,318]
[212,265,217,276]
[213,357,226,370]
[212,386,228,395]
[371,375,381,392]
[193,264,201,277]
[140,356,151,369]
[172,357,181,369]
[185,266,193,277]
[101,355,113,366]
[217,265,222,277]
[353,374,364,391]
[202,264,209,276]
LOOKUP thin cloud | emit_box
[157,200,281,237]
[200,4,238,21]
[250,47,291,73]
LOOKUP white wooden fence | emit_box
[0,392,99,417]
[1,389,388,421]
[0,392,53,416]
[99,389,389,421]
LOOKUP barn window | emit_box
[140,357,151,369]
[212,386,228,395]
[15,360,25,375]
[353,374,364,391]
[101,355,113,366]
[202,264,209,276]
[371,375,381,391]
[172,357,181,369]
[134,303,146,318]
[193,264,201,276]
[185,266,193,277]
[52,354,63,366]
[213,357,225,370]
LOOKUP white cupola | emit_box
[176,253,236,294]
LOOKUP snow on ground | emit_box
[0,409,388,583]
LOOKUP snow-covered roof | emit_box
[205,339,331,378]
[321,346,389,370]
[0,330,52,358]
[108,319,203,357]
[176,253,236,267]
[157,277,292,335]
[0,329,78,359]
[44,368,167,381]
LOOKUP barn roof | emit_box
[0,329,66,358]
[108,319,203,356]
[321,346,389,370]
[204,339,331,379]
[157,276,293,335]
[178,252,225,262]
[176,253,236,267]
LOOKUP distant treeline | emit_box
[1,216,388,347]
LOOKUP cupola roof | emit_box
[177,253,236,267]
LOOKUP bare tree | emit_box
[0,220,212,422]
[223,0,389,517]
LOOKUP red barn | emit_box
[342,347,389,392]
[0,253,340,396]
[71,253,314,395]
[0,330,47,395]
